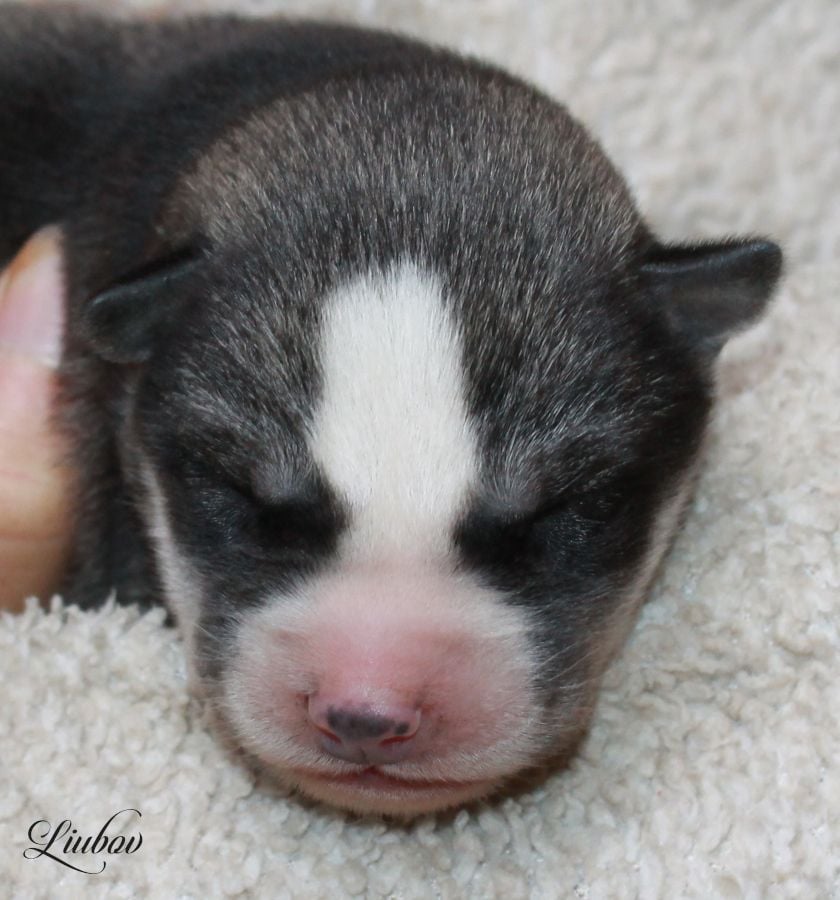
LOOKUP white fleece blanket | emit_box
[1,1,838,897]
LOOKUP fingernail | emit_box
[0,227,65,368]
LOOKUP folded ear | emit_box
[82,247,204,364]
[639,238,782,356]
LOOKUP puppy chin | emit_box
[289,768,500,818]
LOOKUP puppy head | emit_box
[81,68,781,815]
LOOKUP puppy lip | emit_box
[290,765,491,793]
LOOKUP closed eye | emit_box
[458,470,635,553]
[165,445,344,557]
[532,485,624,526]
[245,495,340,552]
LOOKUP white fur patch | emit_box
[310,261,478,561]
[600,469,699,664]
[138,458,204,691]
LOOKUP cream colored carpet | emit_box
[1,1,837,897]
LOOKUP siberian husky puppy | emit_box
[0,6,781,815]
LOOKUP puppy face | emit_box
[131,263,700,814]
[82,69,780,816]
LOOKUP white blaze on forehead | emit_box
[310,261,478,559]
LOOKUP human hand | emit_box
[0,228,75,612]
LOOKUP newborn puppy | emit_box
[0,6,781,816]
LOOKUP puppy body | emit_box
[0,6,781,815]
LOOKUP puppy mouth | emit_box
[291,765,493,793]
[288,765,501,816]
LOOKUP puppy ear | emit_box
[639,239,782,355]
[82,247,204,364]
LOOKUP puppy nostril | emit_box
[314,723,342,744]
[379,733,413,747]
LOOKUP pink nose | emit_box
[307,693,422,765]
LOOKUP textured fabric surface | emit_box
[1,1,837,897]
